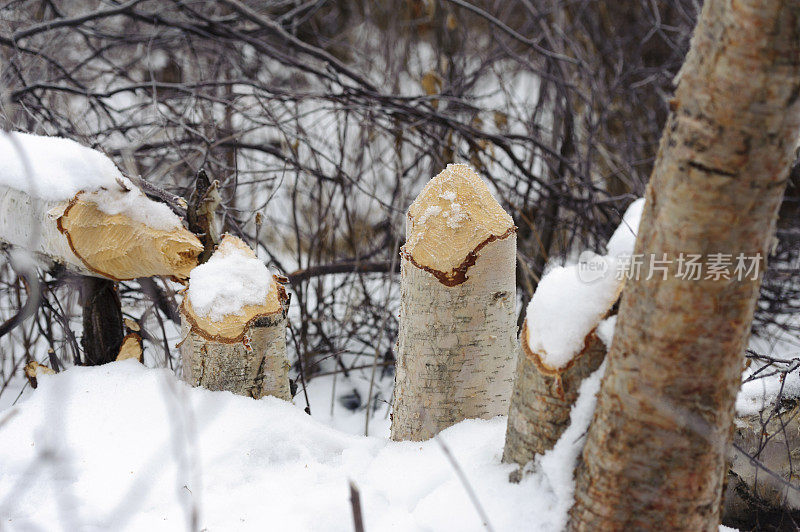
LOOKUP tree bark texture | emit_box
[390,164,517,441]
[503,319,606,467]
[80,276,124,366]
[180,304,291,400]
[568,1,800,530]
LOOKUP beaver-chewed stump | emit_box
[180,235,291,401]
[390,163,517,442]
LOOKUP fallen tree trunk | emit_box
[390,163,517,442]
[0,132,202,281]
[0,185,202,281]
[180,235,291,400]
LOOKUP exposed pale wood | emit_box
[403,163,515,285]
[503,319,606,469]
[0,185,202,281]
[568,1,800,529]
[24,361,54,389]
[391,164,517,441]
[116,332,143,363]
[180,236,291,400]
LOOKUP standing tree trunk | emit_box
[180,235,291,401]
[390,164,517,442]
[568,1,800,529]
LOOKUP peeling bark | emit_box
[503,320,606,468]
[568,1,800,529]
[390,164,517,441]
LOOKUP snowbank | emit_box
[0,361,598,531]
[0,131,180,230]
[187,236,274,322]
[606,197,645,257]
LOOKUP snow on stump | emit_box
[503,199,642,467]
[502,265,619,467]
[390,163,517,442]
[180,234,291,400]
[0,132,202,281]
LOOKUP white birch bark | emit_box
[390,163,517,441]
[0,184,202,280]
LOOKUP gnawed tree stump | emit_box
[0,133,203,366]
[180,235,291,400]
[503,260,622,467]
[503,320,606,467]
[390,163,517,442]
[116,332,144,363]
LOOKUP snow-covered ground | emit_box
[0,360,600,531]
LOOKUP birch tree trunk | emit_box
[180,235,292,401]
[503,319,606,467]
[0,184,202,281]
[390,163,517,442]
[568,1,800,529]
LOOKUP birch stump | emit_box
[180,235,291,400]
[503,321,606,467]
[390,163,517,442]
[568,0,800,528]
[503,257,621,467]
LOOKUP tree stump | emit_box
[503,320,607,467]
[390,163,517,441]
[180,235,291,400]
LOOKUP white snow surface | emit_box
[0,131,181,230]
[596,315,617,349]
[0,360,603,532]
[526,262,620,370]
[187,238,274,322]
[606,197,645,257]
[525,198,645,370]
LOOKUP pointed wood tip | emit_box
[403,164,515,283]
